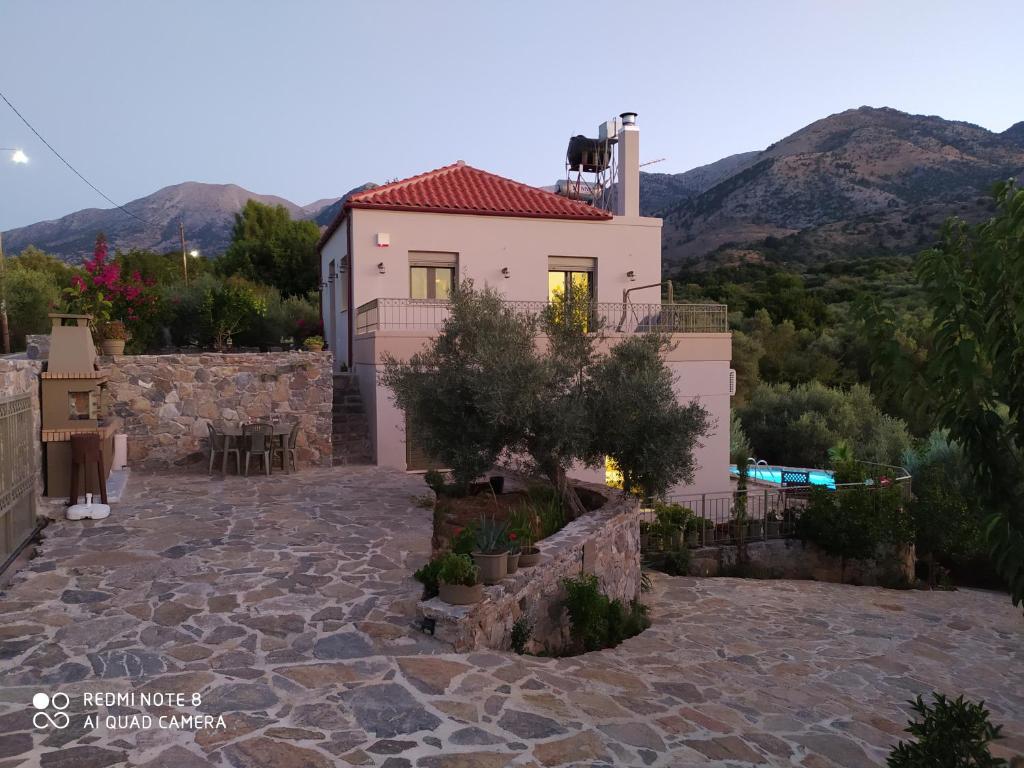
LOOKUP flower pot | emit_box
[101,339,126,356]
[305,344,323,352]
[438,581,483,605]
[506,551,520,574]
[472,551,508,584]
[766,521,781,538]
[517,547,541,567]
[488,475,505,494]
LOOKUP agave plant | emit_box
[475,513,509,554]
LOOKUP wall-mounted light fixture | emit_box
[501,267,511,279]
[377,262,387,275]
[626,270,636,282]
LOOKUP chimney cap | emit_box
[619,112,638,126]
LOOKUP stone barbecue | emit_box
[40,314,119,496]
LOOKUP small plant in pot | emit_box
[302,335,325,352]
[472,514,509,584]
[506,532,521,574]
[437,553,483,605]
[97,320,128,356]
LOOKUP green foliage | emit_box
[586,333,712,499]
[218,200,320,296]
[413,558,443,599]
[1,267,60,349]
[200,276,266,349]
[887,693,1007,767]
[738,381,912,468]
[510,617,533,654]
[424,470,446,495]
[653,548,691,576]
[561,574,650,654]
[798,484,913,577]
[474,514,508,554]
[861,182,1024,606]
[436,552,478,587]
[234,287,321,350]
[450,525,476,556]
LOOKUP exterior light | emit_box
[377,262,386,274]
[626,270,636,281]
[10,149,28,164]
[189,249,199,258]
[501,267,511,279]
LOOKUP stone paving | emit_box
[1,467,1022,767]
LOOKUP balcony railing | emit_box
[354,298,728,335]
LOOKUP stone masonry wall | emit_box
[106,351,333,470]
[0,358,44,499]
[688,537,916,586]
[420,487,641,654]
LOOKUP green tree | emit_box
[1,268,61,350]
[862,182,1024,607]
[218,201,320,296]
[200,276,266,349]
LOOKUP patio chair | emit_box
[242,422,274,477]
[207,423,240,476]
[272,422,300,474]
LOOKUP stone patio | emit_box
[1,467,1022,767]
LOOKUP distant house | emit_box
[318,113,732,496]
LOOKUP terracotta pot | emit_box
[101,339,126,356]
[438,581,483,605]
[517,547,541,567]
[506,551,520,574]
[305,344,323,352]
[472,551,508,584]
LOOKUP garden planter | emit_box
[488,475,505,494]
[472,551,508,584]
[438,581,483,605]
[766,520,781,538]
[305,344,323,352]
[100,339,126,356]
[506,551,520,574]
[517,547,541,567]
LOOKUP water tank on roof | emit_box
[566,135,611,173]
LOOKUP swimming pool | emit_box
[729,464,836,489]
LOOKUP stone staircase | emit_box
[332,373,374,465]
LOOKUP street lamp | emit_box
[0,147,30,353]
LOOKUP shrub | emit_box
[424,470,446,496]
[510,617,533,654]
[887,693,1007,767]
[436,553,478,587]
[655,549,691,576]
[450,525,476,556]
[413,558,442,599]
[562,574,649,654]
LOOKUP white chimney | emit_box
[616,112,640,217]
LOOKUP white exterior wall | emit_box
[319,218,349,371]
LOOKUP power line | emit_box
[0,88,155,227]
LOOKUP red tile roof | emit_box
[318,161,611,249]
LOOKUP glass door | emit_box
[548,270,594,330]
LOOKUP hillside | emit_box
[660,107,1024,268]
[1,182,346,261]
[640,151,760,215]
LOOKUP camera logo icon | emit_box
[32,692,70,729]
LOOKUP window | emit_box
[548,256,596,330]
[409,252,457,300]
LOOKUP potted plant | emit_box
[506,532,521,574]
[766,510,782,538]
[472,514,509,584]
[685,520,701,548]
[747,517,764,540]
[303,335,325,352]
[437,553,483,605]
[97,320,128,356]
[518,544,541,567]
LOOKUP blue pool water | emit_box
[729,464,835,489]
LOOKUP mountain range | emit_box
[3,106,1022,269]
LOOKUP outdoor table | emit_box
[220,422,293,475]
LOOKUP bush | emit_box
[413,559,443,599]
[739,382,912,468]
[887,693,1007,767]
[1,267,60,350]
[654,549,691,576]
[562,574,649,654]
[436,553,478,587]
[510,617,533,654]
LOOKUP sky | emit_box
[1,0,1020,231]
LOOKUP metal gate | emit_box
[0,393,37,566]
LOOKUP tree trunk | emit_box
[548,463,587,522]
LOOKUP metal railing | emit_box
[354,298,728,335]
[643,475,912,549]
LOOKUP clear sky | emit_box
[1,0,1019,231]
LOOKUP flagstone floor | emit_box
[0,467,1021,768]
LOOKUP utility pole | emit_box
[179,219,189,287]
[0,230,10,355]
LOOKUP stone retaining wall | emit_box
[106,351,333,469]
[0,358,44,499]
[420,487,641,654]
[688,537,916,586]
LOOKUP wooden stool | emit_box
[69,433,107,506]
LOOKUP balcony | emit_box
[354,298,728,335]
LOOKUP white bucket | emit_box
[113,434,128,470]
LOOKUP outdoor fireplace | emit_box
[41,314,120,497]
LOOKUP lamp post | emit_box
[0,148,29,354]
